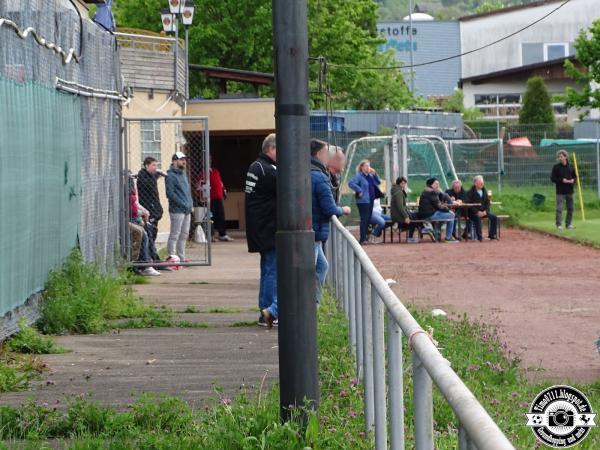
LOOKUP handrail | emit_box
[114,31,177,43]
[328,216,515,450]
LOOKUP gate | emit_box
[121,116,212,267]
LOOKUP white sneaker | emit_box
[218,235,234,242]
[369,236,383,244]
[407,237,419,244]
[557,225,563,230]
[141,267,161,276]
[567,225,575,230]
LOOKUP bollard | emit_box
[413,352,434,450]
[387,311,405,450]
[371,291,388,450]
[361,273,375,431]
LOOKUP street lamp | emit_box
[161,1,195,98]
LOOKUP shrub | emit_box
[519,76,555,130]
[7,319,64,354]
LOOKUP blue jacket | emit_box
[166,165,193,214]
[311,158,343,242]
[348,172,381,204]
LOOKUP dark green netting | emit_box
[0,77,81,315]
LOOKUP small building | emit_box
[459,0,598,121]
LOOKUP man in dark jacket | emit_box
[137,157,164,261]
[418,178,457,242]
[245,133,278,327]
[550,149,576,229]
[446,179,467,239]
[311,140,351,302]
[390,177,417,242]
[166,152,194,260]
[465,175,497,241]
[328,146,346,203]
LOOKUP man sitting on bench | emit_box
[446,179,468,240]
[465,175,498,241]
[390,177,418,243]
[418,178,457,243]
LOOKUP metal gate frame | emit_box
[120,115,212,267]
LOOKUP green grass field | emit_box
[495,184,600,246]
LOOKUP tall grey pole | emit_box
[272,0,319,421]
[408,0,415,95]
[174,15,179,91]
[185,27,189,99]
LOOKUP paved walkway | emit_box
[0,238,278,410]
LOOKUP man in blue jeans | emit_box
[417,178,458,243]
[245,134,279,327]
[311,140,351,302]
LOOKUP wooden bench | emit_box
[465,214,511,240]
[383,219,452,243]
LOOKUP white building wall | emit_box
[460,0,599,79]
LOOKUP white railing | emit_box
[326,216,515,450]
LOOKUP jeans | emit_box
[129,222,151,262]
[426,210,455,241]
[469,212,498,240]
[145,219,160,261]
[556,194,573,226]
[168,213,191,259]
[357,202,373,243]
[211,199,227,237]
[315,242,328,303]
[370,213,390,237]
[259,249,278,318]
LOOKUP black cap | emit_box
[426,177,437,187]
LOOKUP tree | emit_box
[565,19,600,115]
[114,0,412,110]
[518,76,555,128]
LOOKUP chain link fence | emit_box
[0,1,120,328]
[123,117,211,269]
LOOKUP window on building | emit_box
[140,120,161,167]
[473,93,567,120]
[544,43,569,61]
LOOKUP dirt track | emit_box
[365,229,600,383]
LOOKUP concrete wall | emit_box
[378,20,461,97]
[460,0,598,79]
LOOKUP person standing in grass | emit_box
[550,149,576,230]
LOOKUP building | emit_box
[378,16,461,97]
[459,0,599,121]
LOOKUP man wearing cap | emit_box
[166,152,194,261]
[417,178,457,243]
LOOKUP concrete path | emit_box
[0,238,279,410]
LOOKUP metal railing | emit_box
[326,216,515,450]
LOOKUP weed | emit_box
[203,307,240,314]
[188,281,208,285]
[175,321,209,329]
[180,306,200,313]
[36,250,156,335]
[230,320,257,327]
[6,319,65,355]
[0,352,46,393]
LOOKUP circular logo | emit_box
[526,385,596,448]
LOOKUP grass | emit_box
[6,320,65,355]
[203,306,241,314]
[496,184,600,246]
[36,251,165,335]
[3,291,599,448]
[0,353,46,393]
[230,320,258,327]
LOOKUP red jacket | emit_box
[210,168,225,201]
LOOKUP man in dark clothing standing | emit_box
[327,146,346,203]
[245,133,278,327]
[137,157,164,261]
[465,175,497,241]
[550,149,576,229]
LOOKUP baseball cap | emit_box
[172,151,187,161]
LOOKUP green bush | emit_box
[519,76,555,130]
[7,319,64,354]
[37,250,154,335]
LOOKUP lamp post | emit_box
[161,0,195,98]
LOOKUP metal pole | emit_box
[185,27,190,99]
[408,0,415,96]
[413,353,434,450]
[459,424,478,450]
[273,0,319,420]
[343,238,349,317]
[371,291,388,450]
[348,242,357,351]
[354,256,364,379]
[174,15,179,91]
[361,272,375,432]
[388,311,405,450]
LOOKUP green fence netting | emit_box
[0,77,81,315]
